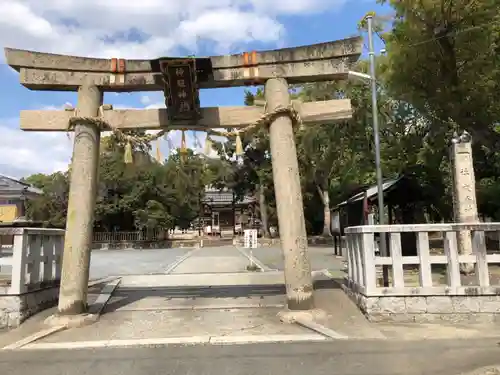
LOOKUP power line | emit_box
[365,17,498,49]
[353,18,498,123]
[350,74,484,127]
[405,18,499,48]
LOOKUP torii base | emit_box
[44,312,99,329]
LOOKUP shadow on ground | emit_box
[104,279,341,313]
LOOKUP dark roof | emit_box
[0,220,56,228]
[0,175,43,196]
[202,187,255,206]
[335,177,403,209]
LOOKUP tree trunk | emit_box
[317,185,331,237]
[258,183,271,238]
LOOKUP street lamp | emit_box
[347,71,372,82]
[347,15,388,270]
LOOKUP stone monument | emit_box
[451,130,479,273]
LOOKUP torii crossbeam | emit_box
[6,36,361,91]
[4,36,362,319]
[20,99,352,131]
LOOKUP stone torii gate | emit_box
[4,36,362,317]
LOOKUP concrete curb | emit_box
[21,334,327,350]
[2,278,120,351]
[282,269,349,340]
[118,271,286,288]
[209,334,326,345]
[164,247,200,274]
[458,366,500,375]
[236,247,275,272]
[1,325,67,350]
[88,278,121,315]
[112,303,285,312]
[88,276,119,287]
[321,269,343,280]
[294,317,348,340]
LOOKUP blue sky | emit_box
[0,0,389,178]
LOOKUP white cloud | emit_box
[0,0,349,60]
[41,102,74,111]
[249,0,347,14]
[0,120,74,178]
[140,96,151,105]
[175,10,284,53]
[0,102,77,178]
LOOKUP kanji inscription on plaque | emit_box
[159,59,201,122]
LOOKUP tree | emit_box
[32,133,210,233]
[375,0,500,219]
[241,88,274,236]
[162,149,208,229]
[134,200,173,234]
[296,75,382,235]
[23,172,69,228]
[209,87,277,237]
[379,0,499,133]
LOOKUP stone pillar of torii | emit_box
[4,36,362,318]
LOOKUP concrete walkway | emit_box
[9,246,372,349]
[246,245,345,274]
[3,245,500,352]
[25,267,322,347]
[88,247,195,280]
[88,245,344,279]
[2,339,500,375]
[169,246,252,274]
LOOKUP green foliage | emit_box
[379,0,500,132]
[23,172,69,228]
[210,87,278,234]
[134,200,172,232]
[375,0,500,219]
[26,135,211,232]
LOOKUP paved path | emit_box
[5,244,500,353]
[1,339,500,375]
[87,245,344,280]
[170,246,251,274]
[247,246,344,273]
[20,246,317,347]
[89,247,194,280]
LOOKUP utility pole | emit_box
[367,15,389,285]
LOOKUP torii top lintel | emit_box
[4,36,362,92]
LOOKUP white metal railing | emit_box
[0,228,64,295]
[344,223,500,296]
